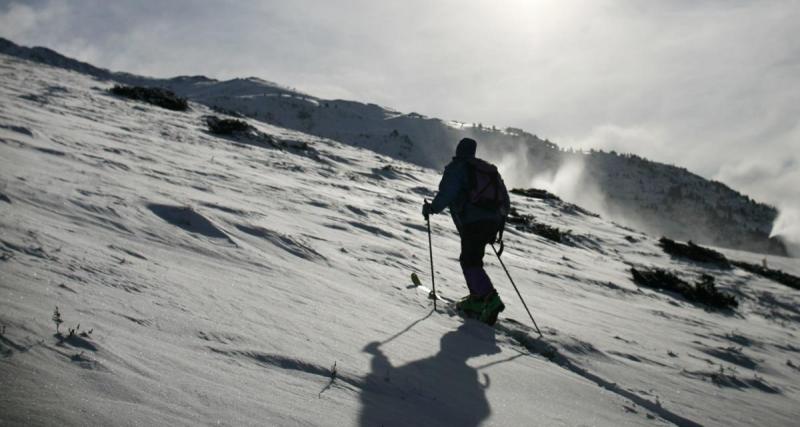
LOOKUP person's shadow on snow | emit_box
[359,321,501,427]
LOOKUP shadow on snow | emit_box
[359,319,501,427]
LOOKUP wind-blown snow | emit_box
[2,54,799,426]
[771,207,800,257]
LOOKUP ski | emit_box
[410,272,499,324]
[410,272,452,304]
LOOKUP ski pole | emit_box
[425,199,437,311]
[491,243,543,337]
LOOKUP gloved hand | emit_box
[422,202,432,220]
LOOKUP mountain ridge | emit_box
[0,36,787,256]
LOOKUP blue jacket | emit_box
[430,156,510,229]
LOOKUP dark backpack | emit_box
[466,158,508,216]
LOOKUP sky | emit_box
[1,0,798,243]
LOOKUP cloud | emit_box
[0,1,62,38]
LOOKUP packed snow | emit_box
[1,53,799,426]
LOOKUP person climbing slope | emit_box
[422,137,510,325]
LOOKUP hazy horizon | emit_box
[1,0,798,246]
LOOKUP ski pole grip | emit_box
[423,198,431,221]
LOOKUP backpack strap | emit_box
[495,236,505,258]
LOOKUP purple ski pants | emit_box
[458,220,501,298]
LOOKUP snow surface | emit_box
[0,36,787,257]
[1,54,800,426]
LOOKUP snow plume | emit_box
[497,148,648,236]
[771,206,800,257]
[493,144,535,190]
[713,144,800,258]
[528,156,608,217]
[493,146,609,218]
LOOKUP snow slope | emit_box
[0,36,787,258]
[1,54,800,426]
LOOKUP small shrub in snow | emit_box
[510,188,598,217]
[711,365,733,386]
[319,361,337,398]
[206,116,254,135]
[51,308,94,342]
[210,105,244,117]
[630,268,737,310]
[109,85,188,111]
[52,306,63,334]
[731,260,800,291]
[67,324,92,339]
[692,275,738,309]
[506,209,567,243]
[204,116,313,153]
[527,222,565,243]
[658,237,730,268]
[684,365,779,392]
[510,188,561,201]
[631,268,685,291]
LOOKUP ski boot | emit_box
[455,294,485,318]
[479,292,505,326]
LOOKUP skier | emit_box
[422,137,510,325]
